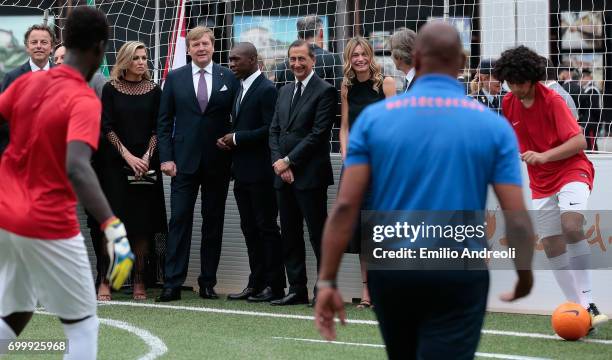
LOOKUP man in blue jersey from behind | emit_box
[314,22,536,359]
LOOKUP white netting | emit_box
[0,0,609,152]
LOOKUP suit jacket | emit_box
[578,81,602,125]
[274,44,342,90]
[157,62,238,174]
[0,60,52,155]
[562,80,582,108]
[0,60,53,93]
[231,73,278,184]
[474,89,501,112]
[269,73,336,190]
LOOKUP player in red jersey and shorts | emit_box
[494,45,608,330]
[0,8,133,359]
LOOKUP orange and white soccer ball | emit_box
[551,302,591,341]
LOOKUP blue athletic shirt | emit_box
[345,74,522,211]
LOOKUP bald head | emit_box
[412,22,465,78]
[233,42,257,58]
[229,42,259,79]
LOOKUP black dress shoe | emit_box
[227,287,255,300]
[155,288,181,302]
[199,286,219,299]
[248,287,285,302]
[308,297,317,308]
[270,292,308,306]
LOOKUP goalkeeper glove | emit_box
[101,216,134,290]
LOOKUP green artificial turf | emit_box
[5,289,611,359]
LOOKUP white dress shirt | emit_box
[29,58,50,72]
[233,69,262,145]
[239,69,261,102]
[405,67,416,91]
[294,70,315,97]
[281,70,315,163]
[482,88,494,104]
[192,61,213,101]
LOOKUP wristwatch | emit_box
[316,279,337,290]
[282,156,291,165]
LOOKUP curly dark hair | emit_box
[492,45,546,84]
[64,6,109,51]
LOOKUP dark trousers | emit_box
[276,185,328,294]
[164,168,230,289]
[86,213,106,288]
[234,180,285,291]
[368,270,489,360]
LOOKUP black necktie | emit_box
[291,81,302,114]
[235,84,244,115]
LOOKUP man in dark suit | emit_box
[217,42,285,302]
[389,28,417,92]
[578,68,602,150]
[156,26,238,302]
[559,67,582,107]
[273,15,342,90]
[473,59,503,113]
[269,40,336,306]
[0,24,55,156]
[1,24,55,92]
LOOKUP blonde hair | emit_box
[111,41,150,81]
[186,26,215,48]
[342,37,384,92]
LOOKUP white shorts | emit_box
[0,229,97,320]
[532,181,590,239]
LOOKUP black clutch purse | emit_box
[123,166,157,185]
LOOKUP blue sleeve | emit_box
[493,119,522,186]
[344,108,371,167]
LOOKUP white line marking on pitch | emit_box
[105,300,377,324]
[37,310,167,360]
[105,301,612,345]
[272,337,551,360]
[483,329,612,345]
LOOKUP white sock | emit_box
[549,252,580,304]
[567,241,593,308]
[62,316,99,360]
[0,319,17,356]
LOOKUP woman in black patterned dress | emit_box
[97,41,166,300]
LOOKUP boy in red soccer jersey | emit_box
[494,45,608,329]
[0,8,133,359]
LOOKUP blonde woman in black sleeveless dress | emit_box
[339,37,396,308]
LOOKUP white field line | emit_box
[272,336,551,360]
[272,336,384,348]
[104,301,612,345]
[36,310,167,360]
[104,300,376,324]
[482,329,612,345]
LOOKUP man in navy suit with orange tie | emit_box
[157,26,238,302]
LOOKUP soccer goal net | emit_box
[0,0,610,152]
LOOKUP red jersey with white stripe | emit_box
[502,82,594,199]
[0,66,101,239]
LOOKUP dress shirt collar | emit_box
[406,68,416,86]
[241,69,261,90]
[192,61,213,76]
[296,70,315,89]
[29,57,50,72]
[482,88,494,103]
